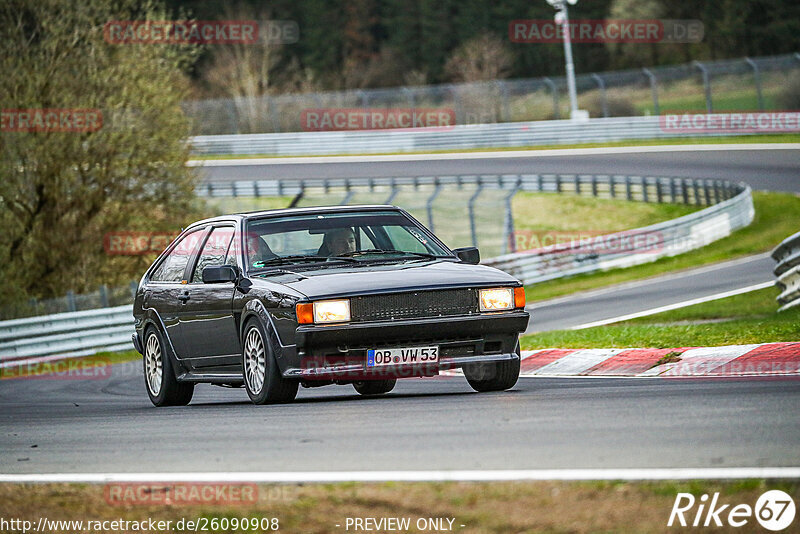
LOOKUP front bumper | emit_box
[286,311,528,380]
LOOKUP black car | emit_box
[132,205,529,406]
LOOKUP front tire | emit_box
[143,327,194,407]
[353,379,396,396]
[464,342,520,392]
[242,319,298,405]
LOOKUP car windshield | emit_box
[244,210,451,271]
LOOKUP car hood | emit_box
[252,260,520,300]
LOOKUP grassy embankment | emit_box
[1,480,796,533]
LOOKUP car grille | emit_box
[350,288,477,322]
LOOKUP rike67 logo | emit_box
[669,490,796,531]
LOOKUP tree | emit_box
[0,0,203,312]
[444,32,513,82]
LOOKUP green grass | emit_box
[189,134,800,160]
[525,192,800,303]
[520,286,800,350]
[512,192,696,234]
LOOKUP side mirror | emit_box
[202,265,238,284]
[453,247,480,265]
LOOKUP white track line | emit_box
[188,143,800,166]
[569,281,774,330]
[2,468,800,483]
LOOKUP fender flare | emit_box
[240,299,293,373]
[140,307,188,376]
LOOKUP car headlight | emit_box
[479,288,514,311]
[312,299,351,324]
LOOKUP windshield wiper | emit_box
[253,255,358,268]
[339,249,443,260]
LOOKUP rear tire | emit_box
[143,327,194,407]
[242,318,298,405]
[464,342,520,392]
[353,379,397,396]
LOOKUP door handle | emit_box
[177,291,190,303]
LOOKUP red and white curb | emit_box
[517,342,800,378]
[439,342,800,378]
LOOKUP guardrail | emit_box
[200,173,746,259]
[484,183,753,284]
[0,174,753,362]
[0,305,133,366]
[772,231,800,311]
[189,114,797,156]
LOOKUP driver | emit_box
[321,228,356,256]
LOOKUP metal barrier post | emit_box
[426,179,442,232]
[543,78,560,119]
[468,178,485,248]
[642,68,660,115]
[268,95,281,133]
[497,80,511,122]
[591,74,608,118]
[682,178,690,204]
[385,178,399,204]
[745,58,765,111]
[342,182,355,205]
[503,177,522,254]
[66,291,77,312]
[402,87,415,108]
[692,61,713,113]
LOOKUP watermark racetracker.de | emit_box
[300,108,456,131]
[660,111,800,134]
[0,357,112,381]
[1,109,102,133]
[509,229,702,256]
[509,19,704,43]
[104,231,180,256]
[103,20,298,45]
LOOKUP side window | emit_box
[192,227,235,283]
[150,229,205,283]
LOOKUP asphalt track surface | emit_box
[1,362,799,474]
[197,147,800,193]
[2,146,798,476]
[525,253,775,333]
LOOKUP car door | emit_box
[175,225,241,369]
[145,227,207,359]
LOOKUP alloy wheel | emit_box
[144,333,163,396]
[244,327,266,393]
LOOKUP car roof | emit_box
[185,205,404,229]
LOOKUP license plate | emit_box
[367,346,439,367]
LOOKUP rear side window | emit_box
[192,227,235,283]
[150,229,204,282]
